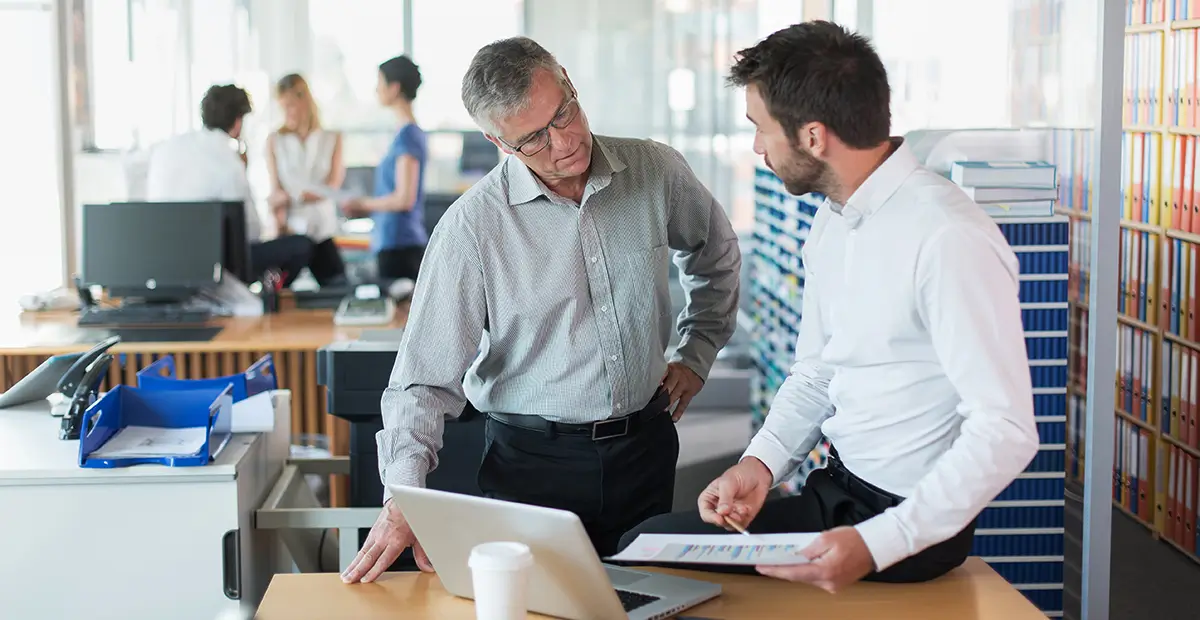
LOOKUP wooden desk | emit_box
[0,307,407,505]
[254,558,1045,619]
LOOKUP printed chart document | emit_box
[609,532,820,566]
[89,426,207,458]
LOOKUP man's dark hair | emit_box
[200,84,252,132]
[379,55,422,101]
[728,21,890,149]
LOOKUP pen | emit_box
[727,519,752,537]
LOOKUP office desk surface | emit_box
[0,307,407,355]
[254,558,1044,619]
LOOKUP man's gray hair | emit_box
[461,36,569,135]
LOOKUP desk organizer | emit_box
[136,354,276,402]
[78,384,233,468]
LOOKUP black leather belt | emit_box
[487,389,670,441]
[826,445,904,513]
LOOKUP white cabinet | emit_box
[0,401,289,620]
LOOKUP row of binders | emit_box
[1119,231,1200,342]
[1160,238,1200,338]
[1053,129,1094,213]
[1121,132,1200,231]
[1163,340,1200,448]
[1118,323,1156,423]
[1125,32,1166,127]
[1127,0,1200,25]
[1115,416,1154,523]
[1070,307,1090,389]
[1120,30,1200,129]
[1163,441,1200,553]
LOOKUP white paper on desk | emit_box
[608,533,819,566]
[89,426,207,458]
[229,390,282,433]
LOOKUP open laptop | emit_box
[389,485,721,619]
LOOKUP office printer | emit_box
[316,339,486,554]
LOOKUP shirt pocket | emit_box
[615,243,672,333]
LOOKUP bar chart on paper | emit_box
[610,533,820,566]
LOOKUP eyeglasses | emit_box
[499,96,580,157]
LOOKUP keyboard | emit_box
[78,305,212,327]
[333,296,395,326]
[616,589,661,612]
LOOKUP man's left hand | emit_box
[755,526,876,593]
[662,362,703,421]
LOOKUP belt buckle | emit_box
[592,416,630,441]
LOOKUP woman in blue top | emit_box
[341,55,428,281]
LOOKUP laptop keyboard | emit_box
[616,589,661,612]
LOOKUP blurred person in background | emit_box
[340,55,429,286]
[146,83,313,287]
[266,73,347,287]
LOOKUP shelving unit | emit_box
[1060,7,1200,569]
[749,162,1070,617]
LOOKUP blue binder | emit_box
[78,384,233,468]
[136,354,276,402]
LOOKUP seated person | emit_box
[618,21,1039,591]
[145,83,313,287]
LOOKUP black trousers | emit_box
[308,238,346,286]
[377,246,425,281]
[477,398,680,557]
[617,451,976,583]
[250,235,314,287]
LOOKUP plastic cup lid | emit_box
[468,541,534,571]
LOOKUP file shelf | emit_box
[749,167,1068,616]
[1059,5,1200,572]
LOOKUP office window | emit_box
[84,0,251,151]
[410,0,524,130]
[0,1,64,301]
[307,0,406,132]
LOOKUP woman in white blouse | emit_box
[266,73,346,285]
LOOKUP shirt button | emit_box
[600,305,608,312]
[590,256,597,263]
[616,402,623,409]
[610,355,618,361]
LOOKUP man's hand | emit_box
[300,190,323,204]
[755,526,876,593]
[698,457,773,530]
[662,362,703,421]
[341,499,433,584]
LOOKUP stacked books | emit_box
[950,161,1059,218]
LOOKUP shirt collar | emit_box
[504,135,626,207]
[829,137,915,229]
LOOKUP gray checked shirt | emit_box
[378,135,742,496]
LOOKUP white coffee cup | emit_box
[468,541,534,620]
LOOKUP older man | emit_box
[340,36,741,584]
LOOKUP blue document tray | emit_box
[78,384,233,468]
[136,354,276,402]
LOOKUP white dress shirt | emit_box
[743,139,1040,572]
[271,130,340,241]
[145,128,262,242]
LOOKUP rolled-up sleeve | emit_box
[377,215,487,502]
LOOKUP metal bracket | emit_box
[255,457,380,573]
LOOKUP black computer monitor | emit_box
[217,200,253,284]
[82,202,224,303]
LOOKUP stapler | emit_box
[58,352,115,440]
[48,335,121,418]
